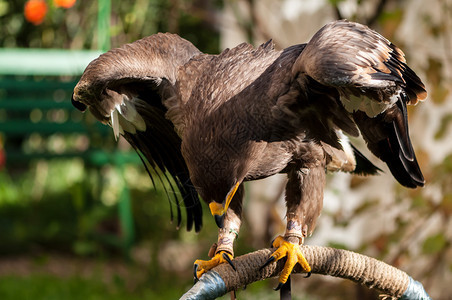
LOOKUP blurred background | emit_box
[0,0,451,299]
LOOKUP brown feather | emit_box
[73,20,426,238]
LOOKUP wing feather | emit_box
[294,20,427,105]
[73,33,203,231]
[293,20,426,188]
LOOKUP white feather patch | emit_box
[116,99,146,132]
[338,131,356,168]
[341,94,391,117]
[118,114,137,134]
[111,109,120,141]
[109,95,147,141]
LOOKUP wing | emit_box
[72,33,203,231]
[293,20,427,188]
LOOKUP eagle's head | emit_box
[71,84,112,123]
[193,175,241,229]
[181,127,250,228]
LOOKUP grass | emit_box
[0,275,134,300]
[0,274,314,300]
[0,274,186,300]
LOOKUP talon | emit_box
[222,252,236,271]
[192,251,234,279]
[193,264,199,280]
[267,235,311,284]
[305,271,311,278]
[260,255,275,270]
[274,282,284,291]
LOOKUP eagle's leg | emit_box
[194,186,243,280]
[264,165,325,289]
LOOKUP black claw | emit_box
[260,256,275,270]
[214,214,225,228]
[222,253,236,271]
[269,237,277,248]
[305,271,311,278]
[274,282,284,291]
[193,264,199,281]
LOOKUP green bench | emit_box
[0,48,138,254]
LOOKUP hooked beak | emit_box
[208,181,241,228]
[71,93,87,112]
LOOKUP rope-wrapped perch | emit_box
[180,245,431,300]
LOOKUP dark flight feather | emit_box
[350,144,382,175]
[352,97,424,188]
[124,96,202,232]
[73,33,203,232]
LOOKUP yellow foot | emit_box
[262,235,311,290]
[193,251,235,280]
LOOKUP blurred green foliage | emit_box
[0,273,313,300]
[0,159,271,298]
[0,274,180,300]
[0,160,119,255]
[0,158,212,254]
[0,0,224,257]
[0,1,224,296]
[422,233,448,255]
[0,0,222,53]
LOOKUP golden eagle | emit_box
[72,20,426,287]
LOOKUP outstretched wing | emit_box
[293,20,427,188]
[72,33,203,231]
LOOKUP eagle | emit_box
[72,20,426,288]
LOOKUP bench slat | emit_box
[0,100,73,110]
[0,121,110,135]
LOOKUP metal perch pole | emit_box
[180,246,431,300]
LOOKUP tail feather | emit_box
[391,97,414,161]
[353,96,424,188]
[350,144,381,176]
